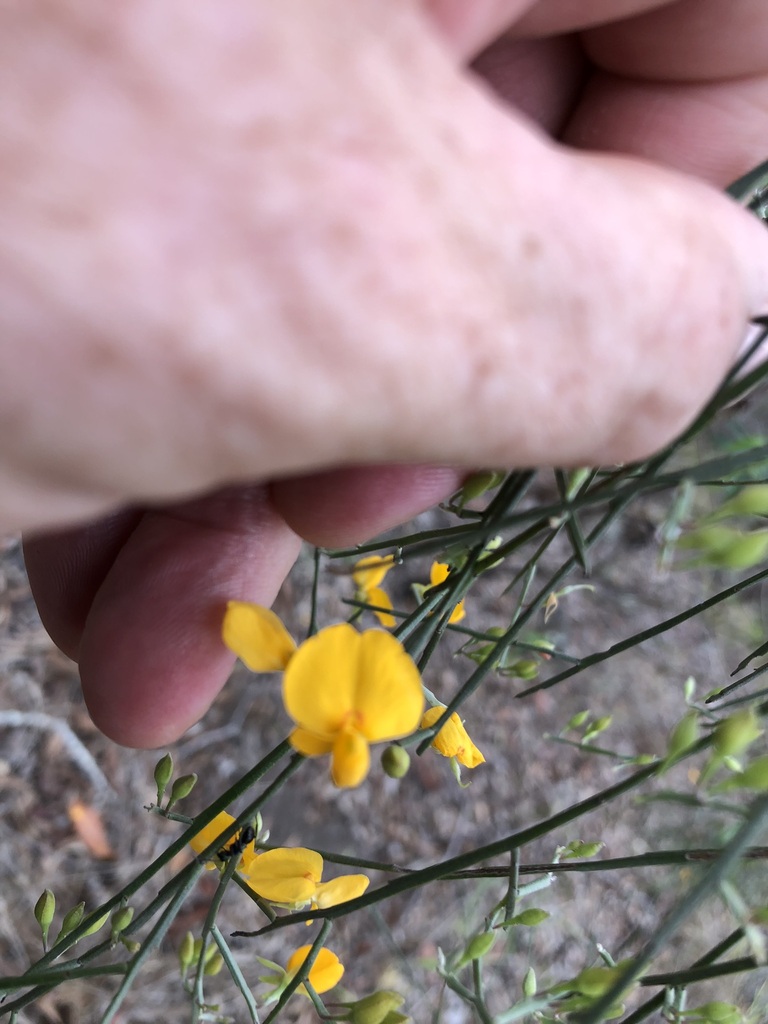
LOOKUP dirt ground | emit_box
[1,406,768,1024]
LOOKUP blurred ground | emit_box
[1,407,768,1024]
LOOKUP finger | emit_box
[270,465,464,548]
[33,486,300,748]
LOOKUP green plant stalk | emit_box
[210,924,260,1024]
[192,853,241,1022]
[261,919,333,1024]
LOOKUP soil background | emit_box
[1,405,768,1024]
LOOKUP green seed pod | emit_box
[34,889,56,947]
[167,773,199,809]
[153,753,174,804]
[178,932,195,973]
[464,932,496,962]
[713,709,762,758]
[349,990,405,1024]
[110,906,134,939]
[381,745,410,779]
[522,967,537,998]
[57,901,85,941]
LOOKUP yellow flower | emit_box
[421,706,485,768]
[285,623,424,788]
[353,555,396,628]
[222,601,297,671]
[286,945,344,995]
[429,562,466,624]
[243,847,369,909]
[188,811,258,871]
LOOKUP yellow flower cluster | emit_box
[352,557,466,627]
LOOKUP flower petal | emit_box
[422,706,485,767]
[222,602,297,671]
[283,624,360,735]
[244,847,322,903]
[289,727,335,757]
[286,946,345,995]
[188,811,236,865]
[332,728,371,788]
[314,874,370,909]
[448,600,466,625]
[353,554,395,592]
[368,586,395,628]
[354,630,425,743]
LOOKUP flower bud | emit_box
[349,990,405,1024]
[204,952,225,977]
[381,745,410,779]
[463,932,496,962]
[713,710,762,758]
[153,753,174,804]
[110,906,134,939]
[167,773,198,809]
[34,889,56,947]
[179,932,195,973]
[522,967,537,998]
[666,711,700,762]
[507,659,539,680]
[57,901,85,941]
[81,910,110,938]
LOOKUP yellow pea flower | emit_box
[243,847,369,909]
[429,562,466,624]
[421,706,485,768]
[353,555,396,628]
[188,811,258,872]
[285,623,425,788]
[286,945,344,995]
[222,601,297,671]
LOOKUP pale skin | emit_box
[6,0,768,746]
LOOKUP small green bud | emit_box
[717,754,768,792]
[121,937,141,955]
[711,484,768,521]
[110,906,134,939]
[568,711,590,730]
[583,715,612,741]
[34,889,56,948]
[695,1002,742,1024]
[666,711,700,762]
[81,910,110,938]
[506,659,539,680]
[179,932,196,973]
[522,967,537,998]
[167,773,198,809]
[463,932,496,962]
[349,990,405,1024]
[153,753,174,804]
[454,470,505,506]
[504,908,550,928]
[562,840,604,860]
[381,745,410,779]
[713,709,762,758]
[57,901,85,941]
[203,952,225,977]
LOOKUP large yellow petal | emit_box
[314,873,370,909]
[331,728,370,788]
[222,602,297,671]
[354,630,425,743]
[286,946,344,995]
[244,847,322,903]
[367,586,396,629]
[353,554,395,592]
[289,727,334,757]
[188,811,236,866]
[430,562,450,586]
[283,624,360,734]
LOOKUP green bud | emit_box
[349,990,405,1024]
[81,910,110,938]
[718,754,768,792]
[506,659,539,680]
[110,906,134,939]
[504,908,550,928]
[694,1002,742,1024]
[381,745,410,779]
[153,753,174,804]
[34,889,56,948]
[568,711,590,730]
[179,932,195,973]
[562,840,604,860]
[710,484,768,521]
[378,1013,409,1024]
[666,711,700,762]
[57,901,85,941]
[167,773,198,809]
[522,967,537,998]
[203,952,225,977]
[463,932,496,962]
[713,709,762,758]
[454,470,505,506]
[121,938,141,955]
[583,715,612,741]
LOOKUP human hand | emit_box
[14,0,768,745]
